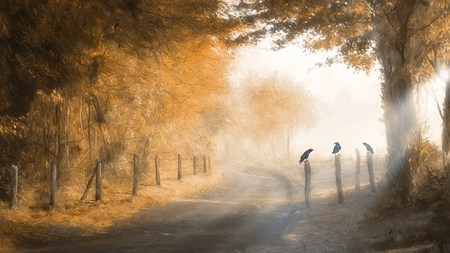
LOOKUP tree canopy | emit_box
[0,0,234,185]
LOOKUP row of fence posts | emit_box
[303,148,377,208]
[8,154,210,210]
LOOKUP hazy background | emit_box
[222,43,445,162]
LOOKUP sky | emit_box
[227,43,445,160]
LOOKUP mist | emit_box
[220,45,388,164]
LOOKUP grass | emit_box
[0,170,223,252]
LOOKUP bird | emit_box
[332,142,341,154]
[299,149,314,164]
[362,142,374,154]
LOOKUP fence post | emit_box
[50,163,57,209]
[155,155,160,185]
[304,160,311,209]
[335,155,344,204]
[193,156,197,175]
[355,149,361,192]
[95,159,102,201]
[203,156,207,173]
[10,164,18,210]
[367,152,378,193]
[132,154,139,196]
[178,154,182,180]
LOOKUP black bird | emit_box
[363,142,374,154]
[299,149,314,164]
[332,142,341,154]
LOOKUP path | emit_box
[14,162,434,253]
[16,166,307,253]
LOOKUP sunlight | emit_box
[441,70,449,83]
[420,79,446,144]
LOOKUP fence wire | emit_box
[1,153,386,209]
[302,155,386,194]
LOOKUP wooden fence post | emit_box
[367,152,378,193]
[193,156,197,175]
[10,164,18,209]
[178,154,182,180]
[203,156,207,173]
[132,154,139,196]
[355,149,361,192]
[304,160,311,209]
[95,159,102,201]
[155,155,160,185]
[335,155,344,204]
[50,163,57,209]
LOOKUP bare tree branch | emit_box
[421,81,444,121]
[383,8,399,34]
[426,53,447,83]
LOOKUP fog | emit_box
[221,44,445,163]
[222,45,384,162]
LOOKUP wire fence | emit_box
[300,152,386,205]
[1,153,212,210]
[1,148,386,211]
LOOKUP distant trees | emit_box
[245,74,315,158]
[222,0,450,204]
[222,72,315,163]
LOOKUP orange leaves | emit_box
[243,74,315,140]
[248,84,289,130]
[152,36,228,125]
[342,50,375,74]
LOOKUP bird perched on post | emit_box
[299,149,314,164]
[332,142,341,154]
[362,142,374,154]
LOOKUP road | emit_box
[18,166,306,253]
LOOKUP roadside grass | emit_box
[279,159,450,253]
[0,171,222,252]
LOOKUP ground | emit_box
[1,160,450,252]
[0,170,223,252]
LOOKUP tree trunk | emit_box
[378,26,418,204]
[441,67,450,176]
[374,0,421,204]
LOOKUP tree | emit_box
[245,74,315,159]
[0,0,232,186]
[222,0,450,203]
[221,72,315,164]
[419,20,450,174]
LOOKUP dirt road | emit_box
[13,162,447,253]
[17,166,307,253]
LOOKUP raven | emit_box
[362,142,374,154]
[299,149,314,164]
[332,142,341,154]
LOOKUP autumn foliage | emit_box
[0,0,232,200]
